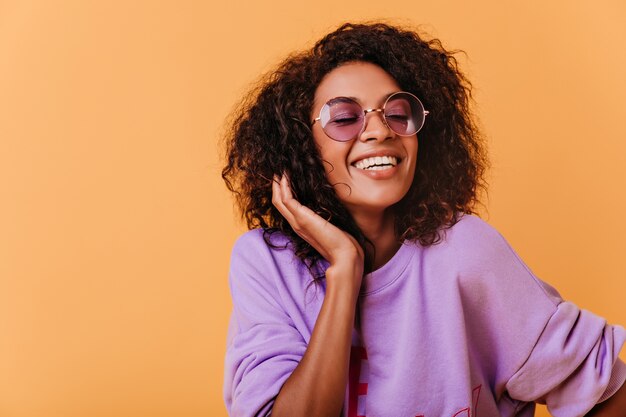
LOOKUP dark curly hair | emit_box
[222,22,488,273]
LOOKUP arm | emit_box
[587,381,626,417]
[456,218,626,417]
[270,175,364,417]
[272,263,359,416]
[504,302,626,416]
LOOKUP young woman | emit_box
[221,23,626,417]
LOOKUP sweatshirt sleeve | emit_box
[223,231,310,417]
[505,301,626,416]
[454,216,625,416]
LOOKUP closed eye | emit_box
[385,113,409,121]
[329,115,361,125]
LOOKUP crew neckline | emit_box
[360,241,416,296]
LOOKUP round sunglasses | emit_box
[311,91,429,142]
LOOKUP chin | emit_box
[346,192,408,212]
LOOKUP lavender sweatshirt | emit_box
[224,215,626,417]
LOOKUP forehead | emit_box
[313,62,401,108]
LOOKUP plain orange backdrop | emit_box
[1,1,625,416]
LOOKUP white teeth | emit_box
[354,156,398,170]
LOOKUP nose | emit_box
[359,108,393,142]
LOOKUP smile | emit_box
[354,155,399,170]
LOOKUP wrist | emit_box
[325,264,363,297]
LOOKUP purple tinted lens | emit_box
[384,93,424,136]
[319,98,364,141]
[317,93,426,141]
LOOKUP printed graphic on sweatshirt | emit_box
[347,346,368,417]
[346,345,481,417]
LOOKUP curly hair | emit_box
[222,22,488,273]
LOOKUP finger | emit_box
[273,175,321,250]
[280,188,345,258]
[273,175,358,263]
[279,176,316,227]
[272,175,298,226]
[271,175,282,207]
[272,175,336,257]
[280,175,311,217]
[280,174,294,200]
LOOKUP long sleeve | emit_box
[440,215,626,416]
[223,217,626,417]
[223,230,322,417]
[505,301,626,416]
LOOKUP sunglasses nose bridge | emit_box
[363,108,384,115]
[359,107,391,139]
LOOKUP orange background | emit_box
[1,1,625,416]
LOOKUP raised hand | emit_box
[270,174,364,417]
[271,174,364,293]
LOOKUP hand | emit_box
[270,174,363,417]
[271,175,364,290]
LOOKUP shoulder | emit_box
[440,214,519,262]
[232,228,288,253]
[437,214,562,305]
[444,213,505,248]
[229,228,314,290]
[430,214,513,268]
[439,213,513,264]
[231,228,295,265]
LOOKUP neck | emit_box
[351,208,401,271]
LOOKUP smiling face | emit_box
[311,61,419,218]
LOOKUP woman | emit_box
[222,22,626,416]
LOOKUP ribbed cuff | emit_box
[598,358,626,403]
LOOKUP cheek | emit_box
[403,139,419,185]
[411,137,419,158]
[411,144,419,174]
[406,136,419,164]
[313,137,349,179]
[320,153,345,186]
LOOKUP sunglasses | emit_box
[311,91,429,142]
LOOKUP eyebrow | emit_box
[321,92,399,107]
[312,91,401,119]
[326,96,359,106]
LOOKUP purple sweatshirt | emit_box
[223,215,626,416]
